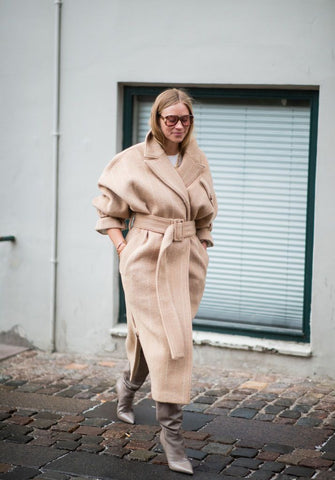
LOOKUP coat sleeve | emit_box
[92,159,131,234]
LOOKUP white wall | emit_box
[0,1,54,349]
[1,0,335,376]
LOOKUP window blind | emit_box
[134,98,311,336]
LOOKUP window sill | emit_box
[110,324,312,358]
[192,331,312,357]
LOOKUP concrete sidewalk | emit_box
[0,350,334,479]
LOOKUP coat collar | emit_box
[144,131,206,187]
[144,132,190,216]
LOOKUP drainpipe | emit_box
[51,0,62,352]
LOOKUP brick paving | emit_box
[0,350,334,479]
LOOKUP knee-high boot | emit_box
[156,401,193,475]
[116,350,149,424]
[116,371,141,424]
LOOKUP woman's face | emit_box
[159,102,191,152]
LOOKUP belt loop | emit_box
[173,219,184,242]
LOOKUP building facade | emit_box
[1,0,335,377]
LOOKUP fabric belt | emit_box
[131,213,196,360]
[132,213,196,241]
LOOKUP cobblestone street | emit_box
[0,349,335,479]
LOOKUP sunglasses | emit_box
[160,114,194,127]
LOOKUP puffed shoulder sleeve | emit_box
[92,158,131,234]
[195,170,218,247]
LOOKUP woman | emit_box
[93,88,217,474]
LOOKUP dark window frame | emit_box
[119,85,319,343]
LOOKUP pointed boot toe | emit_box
[117,409,135,424]
[160,427,193,475]
[168,458,193,475]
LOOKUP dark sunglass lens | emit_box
[180,115,190,126]
[166,115,178,126]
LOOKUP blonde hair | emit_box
[150,88,194,156]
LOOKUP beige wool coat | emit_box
[93,131,217,404]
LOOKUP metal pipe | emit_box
[0,236,16,242]
[50,0,62,352]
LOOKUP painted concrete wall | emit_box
[0,1,55,350]
[1,0,335,377]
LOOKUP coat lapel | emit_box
[144,132,191,215]
[176,137,206,187]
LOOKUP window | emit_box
[121,86,318,341]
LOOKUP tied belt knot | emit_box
[131,213,196,360]
[132,213,196,241]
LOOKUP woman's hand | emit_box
[201,240,208,250]
[116,241,127,256]
[107,228,127,256]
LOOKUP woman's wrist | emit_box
[201,240,208,249]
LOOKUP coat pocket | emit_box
[196,236,209,266]
[118,229,135,275]
[118,243,129,275]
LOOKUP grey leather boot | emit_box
[116,373,138,424]
[156,401,193,475]
[116,350,149,424]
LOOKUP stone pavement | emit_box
[0,350,335,480]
